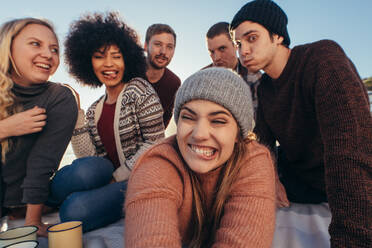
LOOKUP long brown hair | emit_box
[188,131,257,248]
[0,18,56,163]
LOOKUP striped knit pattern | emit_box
[71,77,165,181]
[125,136,277,247]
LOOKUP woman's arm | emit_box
[125,145,183,248]
[126,84,165,167]
[24,204,51,237]
[63,84,97,158]
[213,143,277,248]
[113,80,165,181]
[70,109,97,157]
[21,85,78,207]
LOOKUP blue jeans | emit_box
[48,156,127,232]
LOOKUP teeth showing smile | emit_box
[102,71,117,75]
[35,63,51,69]
[101,71,118,79]
[190,144,215,157]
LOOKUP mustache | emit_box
[155,54,169,60]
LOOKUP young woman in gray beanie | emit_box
[125,67,288,248]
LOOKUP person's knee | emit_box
[71,157,114,184]
[59,193,90,222]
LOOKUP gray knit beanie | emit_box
[230,0,290,46]
[174,67,254,138]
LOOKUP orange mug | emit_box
[47,221,83,248]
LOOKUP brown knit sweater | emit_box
[125,136,278,248]
[255,40,372,247]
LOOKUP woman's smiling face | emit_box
[176,99,239,174]
[91,44,125,88]
[10,23,60,87]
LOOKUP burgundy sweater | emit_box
[147,68,181,128]
[254,40,372,247]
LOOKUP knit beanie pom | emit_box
[174,67,254,138]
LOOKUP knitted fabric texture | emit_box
[125,136,277,247]
[174,67,254,138]
[254,40,372,247]
[71,77,165,181]
[231,0,290,46]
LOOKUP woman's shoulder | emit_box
[41,83,78,116]
[240,140,275,175]
[245,140,273,159]
[127,136,185,204]
[124,77,156,95]
[46,82,76,101]
[230,140,277,200]
[122,77,157,99]
[132,135,184,173]
[121,78,161,108]
[86,95,105,112]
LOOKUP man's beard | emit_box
[148,53,170,70]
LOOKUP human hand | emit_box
[25,220,52,237]
[0,106,46,139]
[63,84,81,110]
[25,204,52,237]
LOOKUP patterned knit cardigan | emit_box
[71,77,165,181]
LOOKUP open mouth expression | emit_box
[176,100,238,174]
[92,44,125,88]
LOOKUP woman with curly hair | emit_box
[125,68,289,248]
[0,18,77,236]
[48,12,165,232]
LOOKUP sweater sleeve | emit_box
[125,146,183,248]
[21,86,78,204]
[213,143,276,248]
[312,40,372,247]
[121,84,165,170]
[70,108,97,158]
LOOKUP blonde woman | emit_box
[125,68,288,248]
[0,18,77,236]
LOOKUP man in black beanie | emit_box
[230,0,372,247]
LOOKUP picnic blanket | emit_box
[1,202,331,248]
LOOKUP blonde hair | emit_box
[0,17,56,163]
[188,131,257,248]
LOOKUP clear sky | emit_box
[1,0,371,110]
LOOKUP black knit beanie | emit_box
[230,0,290,46]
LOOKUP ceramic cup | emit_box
[0,226,38,247]
[47,221,83,248]
[3,240,39,248]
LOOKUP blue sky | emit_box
[1,0,371,109]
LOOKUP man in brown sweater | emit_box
[231,0,372,247]
[144,24,181,128]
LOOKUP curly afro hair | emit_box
[64,12,146,87]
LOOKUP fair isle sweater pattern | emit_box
[71,77,165,181]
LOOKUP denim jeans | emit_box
[48,156,127,232]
